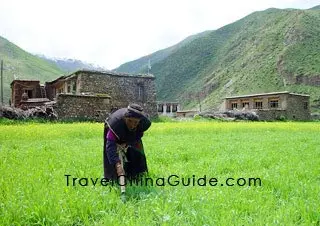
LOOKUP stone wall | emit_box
[77,72,157,118]
[55,94,111,121]
[286,95,310,120]
[256,109,287,121]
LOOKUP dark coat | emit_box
[103,108,151,180]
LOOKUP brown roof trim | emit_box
[225,91,310,99]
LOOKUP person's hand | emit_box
[119,143,128,149]
[115,162,124,176]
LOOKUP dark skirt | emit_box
[103,127,148,180]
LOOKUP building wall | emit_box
[77,72,157,117]
[286,95,310,120]
[46,81,65,100]
[19,101,48,110]
[256,109,287,120]
[55,94,111,121]
[225,93,288,111]
[225,93,310,120]
[11,81,41,107]
[45,83,54,100]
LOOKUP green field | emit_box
[0,121,319,225]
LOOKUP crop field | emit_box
[0,120,319,225]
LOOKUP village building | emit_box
[224,91,310,120]
[157,101,180,116]
[10,70,157,120]
[10,80,50,109]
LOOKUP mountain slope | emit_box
[114,30,212,73]
[0,36,64,104]
[115,6,320,112]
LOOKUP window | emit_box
[72,81,76,94]
[23,89,33,98]
[67,83,71,93]
[137,84,145,101]
[158,104,163,112]
[242,101,249,108]
[255,101,263,109]
[172,104,178,112]
[304,102,308,110]
[269,99,279,108]
[26,90,33,98]
[231,102,238,109]
[166,104,171,113]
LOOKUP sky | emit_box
[0,0,319,69]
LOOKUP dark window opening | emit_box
[231,102,238,109]
[255,101,263,109]
[172,105,178,112]
[26,90,33,98]
[242,102,249,108]
[166,104,171,113]
[137,85,145,101]
[158,104,163,112]
[269,100,279,108]
[72,81,76,94]
[23,89,33,98]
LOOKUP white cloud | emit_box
[0,0,319,69]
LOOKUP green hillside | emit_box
[114,30,211,74]
[0,36,64,104]
[115,6,320,112]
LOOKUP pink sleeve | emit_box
[106,130,117,141]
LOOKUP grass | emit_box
[0,121,319,225]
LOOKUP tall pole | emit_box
[147,59,151,74]
[1,60,3,106]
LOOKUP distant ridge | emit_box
[115,6,320,112]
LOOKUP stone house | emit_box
[10,80,50,109]
[45,70,157,120]
[225,91,310,120]
[10,70,157,120]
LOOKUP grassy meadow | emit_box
[0,120,319,225]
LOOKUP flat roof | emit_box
[225,91,310,99]
[48,69,154,84]
[10,80,40,86]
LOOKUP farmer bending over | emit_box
[103,104,151,183]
